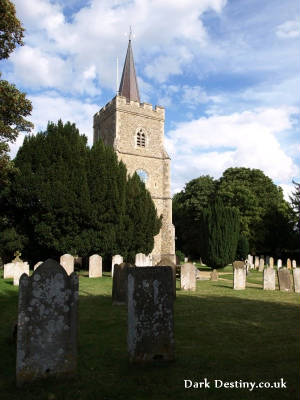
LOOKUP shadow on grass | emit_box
[0,283,299,400]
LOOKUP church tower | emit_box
[93,39,175,264]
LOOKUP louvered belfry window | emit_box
[136,129,146,147]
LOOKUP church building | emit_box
[93,39,175,264]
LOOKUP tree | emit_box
[199,198,240,269]
[236,235,249,261]
[289,180,300,233]
[0,0,33,184]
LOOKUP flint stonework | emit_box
[180,263,196,291]
[263,268,276,290]
[111,255,123,277]
[277,268,292,292]
[89,254,102,278]
[112,263,132,305]
[13,262,30,286]
[127,267,175,363]
[233,261,246,290]
[293,269,300,293]
[135,253,152,267]
[60,254,74,275]
[16,259,78,386]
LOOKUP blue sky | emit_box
[2,0,300,198]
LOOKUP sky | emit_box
[2,0,300,199]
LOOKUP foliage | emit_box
[199,197,240,269]
[289,180,300,233]
[175,249,185,263]
[0,0,24,60]
[0,121,161,263]
[236,235,249,260]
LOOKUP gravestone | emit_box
[263,268,276,290]
[277,268,292,292]
[127,267,175,362]
[13,262,30,286]
[184,257,188,262]
[16,259,78,386]
[135,253,152,267]
[156,258,177,298]
[180,263,196,291]
[112,263,132,305]
[293,268,300,293]
[111,255,123,277]
[292,260,296,269]
[60,254,74,275]
[233,261,246,290]
[4,263,15,279]
[269,257,274,268]
[277,259,282,269]
[286,258,291,269]
[254,256,259,268]
[210,269,218,281]
[34,261,43,271]
[259,258,264,272]
[89,254,102,278]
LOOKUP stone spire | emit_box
[119,39,140,103]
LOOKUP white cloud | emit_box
[276,20,300,39]
[166,108,299,193]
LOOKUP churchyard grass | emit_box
[0,269,299,400]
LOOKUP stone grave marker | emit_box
[34,261,43,271]
[269,257,274,268]
[16,259,78,386]
[60,254,74,275]
[254,256,259,268]
[292,260,297,269]
[210,269,218,281]
[259,258,265,272]
[111,255,123,277]
[184,257,188,262]
[135,253,152,267]
[286,258,292,269]
[293,268,300,293]
[4,262,15,279]
[277,268,292,292]
[277,259,282,269]
[112,263,132,305]
[180,263,196,291]
[263,268,276,290]
[89,254,102,278]
[13,262,30,286]
[233,261,246,290]
[127,267,175,362]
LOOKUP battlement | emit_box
[94,95,165,120]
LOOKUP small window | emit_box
[136,129,146,147]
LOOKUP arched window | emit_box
[136,128,146,147]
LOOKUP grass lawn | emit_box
[0,269,299,400]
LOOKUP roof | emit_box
[119,40,140,103]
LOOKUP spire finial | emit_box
[129,25,132,41]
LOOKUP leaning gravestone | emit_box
[13,262,30,286]
[286,258,292,269]
[181,263,196,291]
[277,259,282,269]
[210,269,218,281]
[135,253,152,267]
[111,255,123,277]
[89,254,102,278]
[34,261,43,271]
[16,259,78,386]
[60,254,74,275]
[156,258,177,298]
[233,261,246,290]
[263,268,276,290]
[259,258,264,272]
[293,269,300,293]
[254,256,259,269]
[292,260,297,269]
[277,268,292,292]
[127,267,175,362]
[269,257,274,268]
[112,263,132,305]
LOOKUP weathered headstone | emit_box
[293,268,300,293]
[277,259,282,269]
[233,261,246,290]
[286,258,291,269]
[111,255,123,277]
[277,268,292,292]
[13,262,30,286]
[292,260,297,269]
[184,257,188,262]
[112,263,132,305]
[269,257,274,268]
[34,261,43,271]
[210,269,218,281]
[60,254,74,275]
[259,258,264,272]
[156,258,177,298]
[263,268,276,290]
[89,254,102,278]
[4,262,15,279]
[254,256,259,268]
[127,267,175,362]
[135,253,152,267]
[16,259,78,386]
[180,263,196,291]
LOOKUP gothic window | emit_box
[136,128,146,147]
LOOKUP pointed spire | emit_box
[119,39,140,103]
